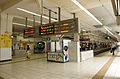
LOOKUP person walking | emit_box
[111,44,116,56]
[26,45,30,59]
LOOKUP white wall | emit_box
[16,36,42,42]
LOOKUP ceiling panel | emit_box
[78,0,109,9]
[49,0,100,28]
[0,0,10,5]
[89,3,116,25]
[2,0,119,37]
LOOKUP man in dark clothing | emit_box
[111,44,116,55]
[26,45,30,59]
[27,45,30,50]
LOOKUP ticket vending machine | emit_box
[47,40,71,63]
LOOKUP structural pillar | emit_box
[0,12,13,61]
[69,33,80,62]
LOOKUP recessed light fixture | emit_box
[82,29,86,31]
[118,33,120,35]
[17,8,57,21]
[71,0,103,25]
[13,23,33,27]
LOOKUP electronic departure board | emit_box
[23,18,78,38]
[40,24,54,35]
[39,18,78,35]
[23,28,35,38]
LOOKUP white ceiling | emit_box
[1,0,120,36]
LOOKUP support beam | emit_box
[33,15,35,27]
[49,10,51,23]
[116,16,120,25]
[43,14,57,20]
[25,17,27,28]
[111,0,118,16]
[35,0,43,25]
[111,0,120,25]
[35,0,57,22]
[40,0,43,25]
[72,13,76,18]
[43,7,57,14]
[58,7,61,22]
[116,0,119,15]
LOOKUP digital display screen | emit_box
[24,28,35,38]
[25,28,35,34]
[23,18,78,37]
[39,18,78,35]
[40,25,54,35]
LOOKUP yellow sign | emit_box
[0,34,12,48]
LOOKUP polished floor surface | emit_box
[0,50,120,79]
[0,54,46,65]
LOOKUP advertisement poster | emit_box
[0,34,12,48]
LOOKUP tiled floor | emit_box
[103,50,120,79]
[0,50,120,79]
[0,54,46,65]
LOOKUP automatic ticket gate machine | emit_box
[47,40,71,63]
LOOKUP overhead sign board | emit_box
[39,18,78,35]
[23,28,35,38]
[23,18,78,38]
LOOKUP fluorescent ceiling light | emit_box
[17,8,57,21]
[104,26,114,35]
[103,26,117,38]
[82,29,86,31]
[71,0,103,25]
[13,23,33,27]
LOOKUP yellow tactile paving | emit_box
[92,55,116,79]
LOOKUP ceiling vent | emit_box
[94,25,103,28]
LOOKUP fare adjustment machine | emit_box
[47,40,71,63]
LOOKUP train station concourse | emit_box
[0,0,120,79]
